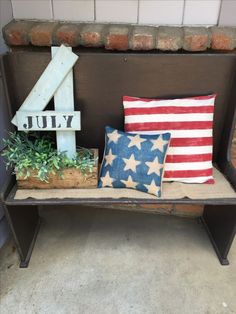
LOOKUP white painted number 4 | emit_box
[12,45,80,159]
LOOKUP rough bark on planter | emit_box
[17,149,98,189]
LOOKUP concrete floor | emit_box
[0,206,236,314]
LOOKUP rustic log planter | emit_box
[16,149,98,189]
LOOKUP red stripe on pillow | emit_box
[164,168,213,178]
[204,179,215,184]
[123,94,216,102]
[166,153,213,163]
[125,121,213,131]
[124,106,214,115]
[170,137,212,147]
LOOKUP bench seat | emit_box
[6,167,236,206]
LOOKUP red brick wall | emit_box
[3,21,236,52]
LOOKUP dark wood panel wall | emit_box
[2,51,236,161]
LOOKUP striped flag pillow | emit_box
[123,95,216,184]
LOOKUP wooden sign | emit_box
[16,111,81,131]
[12,45,80,159]
[11,45,78,126]
[52,47,77,158]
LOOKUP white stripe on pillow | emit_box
[164,161,212,171]
[163,176,213,183]
[167,146,212,155]
[126,113,213,123]
[129,129,212,138]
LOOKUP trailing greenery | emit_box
[1,132,97,182]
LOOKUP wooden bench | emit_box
[0,50,236,267]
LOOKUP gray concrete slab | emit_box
[0,206,236,314]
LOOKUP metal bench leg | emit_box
[201,205,236,265]
[4,205,40,268]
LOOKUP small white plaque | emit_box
[16,111,81,131]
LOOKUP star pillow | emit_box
[98,126,171,197]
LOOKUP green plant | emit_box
[1,132,97,182]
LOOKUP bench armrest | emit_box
[218,161,236,191]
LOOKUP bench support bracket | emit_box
[201,205,236,265]
[4,205,40,268]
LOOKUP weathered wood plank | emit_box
[11,45,78,126]
[16,149,98,189]
[52,46,78,158]
[16,110,81,131]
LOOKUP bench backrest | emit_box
[1,50,236,163]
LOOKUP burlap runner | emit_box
[14,168,236,200]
